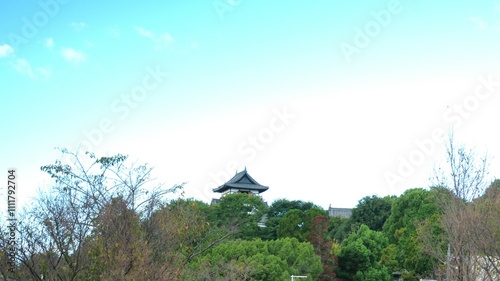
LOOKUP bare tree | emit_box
[428,133,499,281]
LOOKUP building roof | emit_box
[213,169,269,193]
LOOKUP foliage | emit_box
[85,196,150,280]
[262,199,324,240]
[0,149,229,280]
[3,144,497,280]
[350,195,394,232]
[337,225,391,281]
[210,193,268,240]
[308,215,338,280]
[184,238,323,280]
[328,216,353,242]
[382,188,442,278]
[328,195,394,243]
[276,207,327,242]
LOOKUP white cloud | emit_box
[10,58,51,79]
[45,37,54,48]
[70,21,87,31]
[134,26,154,39]
[12,59,34,78]
[61,48,87,64]
[134,26,174,50]
[0,44,14,58]
[470,16,488,30]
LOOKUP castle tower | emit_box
[212,168,269,197]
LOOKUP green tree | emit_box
[277,209,304,240]
[276,207,327,242]
[328,216,353,242]
[263,199,323,240]
[184,238,322,280]
[210,193,268,240]
[337,225,391,281]
[382,188,442,279]
[350,195,394,232]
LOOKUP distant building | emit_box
[328,205,352,218]
[211,168,269,204]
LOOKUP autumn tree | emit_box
[428,134,497,280]
[0,149,183,280]
[308,215,337,281]
[140,198,235,280]
[85,196,150,280]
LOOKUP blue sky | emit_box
[1,0,500,210]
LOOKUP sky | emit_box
[1,0,500,211]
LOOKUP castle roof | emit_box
[213,169,269,193]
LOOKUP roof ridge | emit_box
[212,169,269,193]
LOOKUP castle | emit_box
[211,169,351,218]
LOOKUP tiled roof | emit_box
[213,169,269,193]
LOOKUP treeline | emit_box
[1,137,499,280]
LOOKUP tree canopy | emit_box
[1,143,498,280]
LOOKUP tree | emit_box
[428,134,498,280]
[382,188,443,279]
[277,207,327,242]
[471,179,500,276]
[184,238,323,280]
[277,209,304,240]
[327,195,394,244]
[308,215,337,281]
[350,195,394,232]
[328,216,353,243]
[139,198,232,280]
[262,199,323,240]
[210,193,268,240]
[12,187,95,280]
[85,196,150,280]
[337,224,392,281]
[0,149,237,280]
